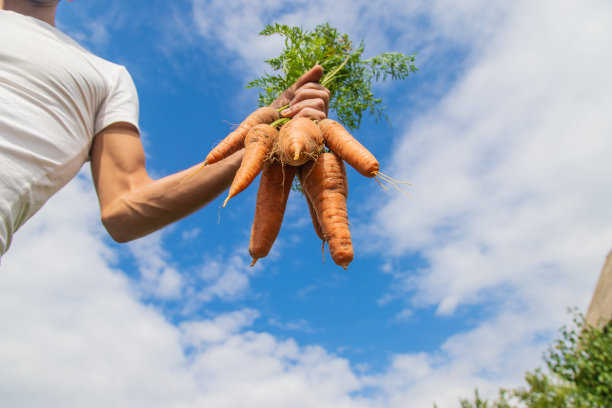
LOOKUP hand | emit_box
[282,81,330,120]
[270,65,330,121]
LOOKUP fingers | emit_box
[269,65,327,111]
[281,95,327,119]
[285,106,327,121]
[281,78,330,120]
[291,83,330,114]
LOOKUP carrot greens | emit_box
[247,23,418,130]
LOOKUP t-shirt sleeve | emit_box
[94,65,140,134]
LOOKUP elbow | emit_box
[106,230,133,244]
[100,202,139,244]
[100,197,163,243]
[101,213,133,243]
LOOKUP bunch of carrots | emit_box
[200,108,382,269]
[190,23,417,269]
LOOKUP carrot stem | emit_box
[321,53,351,87]
[270,117,290,128]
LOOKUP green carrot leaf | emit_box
[246,23,417,130]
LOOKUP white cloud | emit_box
[377,0,612,312]
[181,308,261,345]
[128,231,184,300]
[181,227,201,240]
[368,0,612,404]
[187,0,510,86]
[188,0,427,80]
[268,316,317,333]
[361,308,557,408]
[191,0,287,77]
[185,334,365,408]
[0,176,366,407]
[0,173,363,408]
[188,253,255,303]
[0,173,199,408]
[60,19,110,50]
[125,222,256,307]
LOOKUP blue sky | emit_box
[1,0,612,407]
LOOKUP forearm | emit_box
[101,150,243,242]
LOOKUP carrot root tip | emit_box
[321,239,325,264]
[373,171,413,198]
[250,258,258,267]
[374,175,389,191]
[377,171,412,185]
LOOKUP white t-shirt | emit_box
[0,10,140,256]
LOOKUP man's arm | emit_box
[91,66,328,243]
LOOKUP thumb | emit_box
[293,65,324,89]
[280,106,293,117]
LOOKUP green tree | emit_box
[455,310,612,408]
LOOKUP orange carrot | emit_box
[297,165,325,242]
[223,124,277,207]
[277,117,324,166]
[318,119,379,177]
[297,165,326,262]
[249,161,296,266]
[301,153,353,269]
[206,106,279,165]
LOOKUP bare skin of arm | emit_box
[91,66,329,243]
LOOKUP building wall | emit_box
[585,250,612,329]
